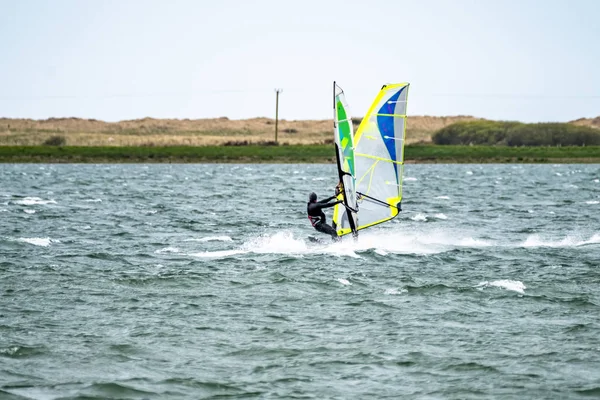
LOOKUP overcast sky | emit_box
[1,0,598,122]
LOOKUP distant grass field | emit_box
[0,116,480,146]
[1,145,599,163]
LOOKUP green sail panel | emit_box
[332,82,358,237]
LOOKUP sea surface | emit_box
[1,163,599,399]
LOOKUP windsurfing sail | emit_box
[332,82,358,237]
[353,83,410,232]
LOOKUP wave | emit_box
[477,280,526,294]
[154,247,180,254]
[12,197,57,205]
[15,237,57,247]
[185,236,233,242]
[189,228,494,260]
[522,233,600,248]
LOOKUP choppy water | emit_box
[1,163,599,399]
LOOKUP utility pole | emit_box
[274,88,282,143]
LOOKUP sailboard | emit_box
[353,83,410,232]
[332,82,358,238]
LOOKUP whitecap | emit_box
[186,236,233,242]
[17,237,55,247]
[436,196,450,200]
[466,171,473,175]
[477,280,526,294]
[433,213,448,220]
[458,237,492,247]
[83,199,103,203]
[585,200,599,205]
[191,249,247,258]
[411,213,427,222]
[13,197,57,205]
[384,288,406,295]
[593,179,599,183]
[523,234,600,248]
[23,209,36,214]
[337,278,352,286]
[155,247,180,254]
[404,177,418,181]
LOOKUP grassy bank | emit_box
[1,144,599,163]
[433,120,600,146]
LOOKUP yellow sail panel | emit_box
[354,83,409,231]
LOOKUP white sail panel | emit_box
[354,83,410,231]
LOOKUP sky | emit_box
[1,0,599,122]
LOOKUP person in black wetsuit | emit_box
[307,191,343,240]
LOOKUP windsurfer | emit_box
[307,192,342,240]
[335,181,344,197]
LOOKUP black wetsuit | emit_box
[307,195,342,239]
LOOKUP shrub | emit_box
[433,121,600,146]
[43,136,66,146]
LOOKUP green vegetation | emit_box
[1,144,599,163]
[433,121,600,146]
[43,135,67,146]
[405,144,600,163]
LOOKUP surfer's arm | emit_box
[318,200,343,209]
[318,195,337,204]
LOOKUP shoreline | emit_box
[1,145,599,164]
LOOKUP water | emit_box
[1,163,599,399]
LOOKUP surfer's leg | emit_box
[321,223,339,240]
[314,222,328,236]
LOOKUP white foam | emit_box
[191,249,247,258]
[337,278,352,286]
[243,231,309,254]
[466,171,473,175]
[436,196,450,200]
[594,179,599,183]
[13,197,57,205]
[458,237,492,247]
[155,247,180,254]
[23,209,36,214]
[17,237,55,247]
[83,199,103,202]
[384,288,406,295]
[477,280,526,294]
[404,177,418,181]
[186,236,233,242]
[189,228,498,260]
[522,234,600,248]
[433,213,448,220]
[411,213,427,222]
[585,200,599,205]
